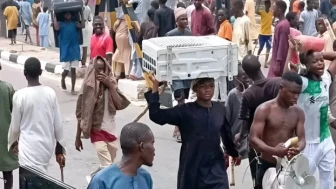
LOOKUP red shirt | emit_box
[190,8,215,36]
[90,32,113,59]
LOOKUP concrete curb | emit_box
[0,49,63,74]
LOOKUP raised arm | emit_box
[249,104,275,154]
[145,77,183,127]
[322,51,336,79]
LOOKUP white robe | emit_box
[7,86,66,173]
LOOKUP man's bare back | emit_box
[256,99,305,163]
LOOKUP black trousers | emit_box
[254,158,276,189]
[248,149,259,185]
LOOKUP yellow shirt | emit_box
[259,10,273,35]
[4,6,18,30]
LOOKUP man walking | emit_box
[268,0,290,77]
[0,64,19,189]
[154,0,175,37]
[20,0,33,44]
[190,0,215,36]
[75,56,130,182]
[8,57,66,173]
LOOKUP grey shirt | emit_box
[225,88,248,159]
[165,28,192,36]
[299,9,319,36]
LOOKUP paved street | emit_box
[0,60,255,189]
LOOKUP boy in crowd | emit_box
[53,12,84,95]
[4,4,19,45]
[36,6,49,48]
[217,8,232,41]
[256,0,272,68]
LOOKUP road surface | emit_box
[0,59,255,189]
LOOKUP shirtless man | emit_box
[249,72,306,189]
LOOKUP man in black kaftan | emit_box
[145,77,241,189]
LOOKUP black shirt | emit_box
[154,5,176,37]
[238,77,281,127]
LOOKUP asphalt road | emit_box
[0,59,255,189]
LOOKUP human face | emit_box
[195,80,215,101]
[307,0,314,10]
[316,19,326,34]
[64,13,71,20]
[290,15,299,28]
[307,52,325,76]
[236,72,249,89]
[265,1,271,10]
[177,14,188,28]
[280,82,302,106]
[93,18,104,34]
[272,4,280,18]
[95,58,105,75]
[140,131,155,167]
[194,0,202,9]
[217,10,226,23]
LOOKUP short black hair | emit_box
[286,12,297,22]
[150,0,159,9]
[120,122,153,155]
[24,57,42,79]
[299,49,315,65]
[276,0,287,13]
[282,72,303,85]
[242,55,261,76]
[233,0,244,9]
[299,1,305,8]
[93,15,104,22]
[158,0,167,5]
[147,7,156,18]
[43,6,48,12]
[218,8,229,18]
[177,2,186,8]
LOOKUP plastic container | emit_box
[294,35,325,52]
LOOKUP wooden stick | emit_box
[230,158,235,186]
[60,167,64,182]
[132,84,167,123]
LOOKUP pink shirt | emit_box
[190,7,215,36]
[90,32,113,59]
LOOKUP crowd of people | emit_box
[2,0,336,188]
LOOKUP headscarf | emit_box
[174,7,187,21]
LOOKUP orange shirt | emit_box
[217,20,233,41]
[293,0,300,15]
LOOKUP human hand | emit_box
[273,143,288,158]
[97,74,116,89]
[56,154,65,168]
[11,141,19,156]
[287,147,300,159]
[274,63,281,77]
[75,138,83,152]
[232,156,241,166]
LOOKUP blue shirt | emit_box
[59,21,80,62]
[320,0,332,18]
[20,1,31,21]
[87,164,153,189]
[37,12,48,36]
